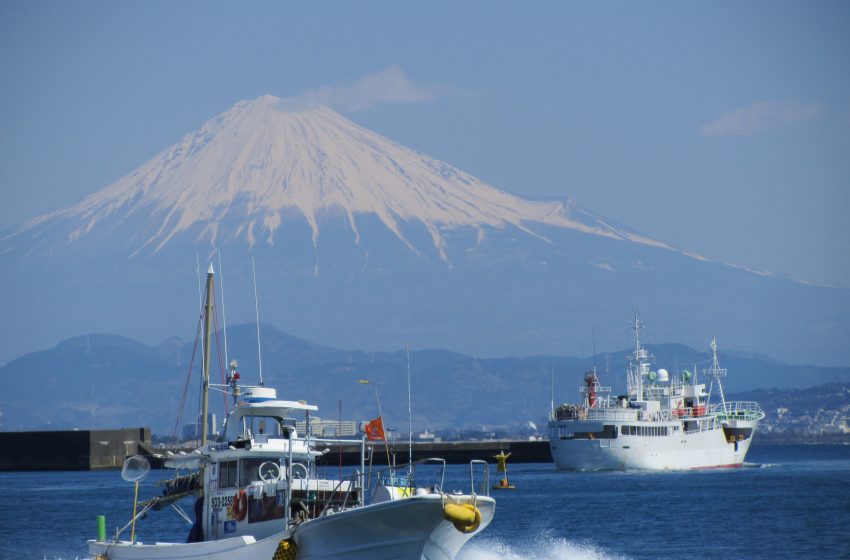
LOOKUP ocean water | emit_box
[0,444,848,560]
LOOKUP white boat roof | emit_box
[234,399,318,414]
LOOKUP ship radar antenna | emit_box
[704,337,727,409]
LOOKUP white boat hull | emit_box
[87,531,287,560]
[294,494,495,560]
[549,421,758,470]
[87,495,494,560]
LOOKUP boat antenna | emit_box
[195,253,204,362]
[218,251,229,368]
[251,256,264,386]
[406,341,413,471]
[195,253,203,312]
[201,263,215,447]
[550,363,555,418]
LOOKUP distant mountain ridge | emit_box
[0,95,847,367]
[1,324,848,434]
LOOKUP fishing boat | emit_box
[548,314,765,470]
[88,265,495,559]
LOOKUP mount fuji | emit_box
[1,95,847,366]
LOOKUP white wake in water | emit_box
[459,536,628,560]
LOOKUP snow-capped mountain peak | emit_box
[8,94,684,261]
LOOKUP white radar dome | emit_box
[657,368,669,382]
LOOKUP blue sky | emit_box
[1,1,848,286]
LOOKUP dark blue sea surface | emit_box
[0,444,848,559]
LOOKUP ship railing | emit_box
[713,401,765,421]
[670,405,711,419]
[681,416,720,434]
[584,409,640,422]
[553,404,585,421]
[580,385,612,394]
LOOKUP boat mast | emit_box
[406,342,413,471]
[201,263,215,447]
[251,256,264,386]
[218,252,229,368]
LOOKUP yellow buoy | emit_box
[443,502,482,533]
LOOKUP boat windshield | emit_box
[224,414,293,441]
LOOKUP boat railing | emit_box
[312,457,450,519]
[713,401,765,421]
[469,459,490,497]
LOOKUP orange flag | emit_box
[365,416,386,441]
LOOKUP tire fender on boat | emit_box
[443,502,482,534]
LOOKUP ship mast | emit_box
[200,264,215,447]
[627,312,650,400]
[705,337,727,410]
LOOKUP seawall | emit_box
[0,428,151,471]
[316,439,552,467]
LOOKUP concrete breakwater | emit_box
[316,439,551,467]
[0,428,151,471]
[0,429,551,470]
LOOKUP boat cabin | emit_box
[197,395,361,542]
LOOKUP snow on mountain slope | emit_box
[6,95,687,262]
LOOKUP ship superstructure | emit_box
[548,314,764,470]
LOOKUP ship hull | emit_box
[548,420,758,470]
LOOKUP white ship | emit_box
[88,266,494,560]
[548,314,764,470]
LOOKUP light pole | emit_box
[358,379,391,467]
[358,379,384,421]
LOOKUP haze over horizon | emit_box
[1,90,847,368]
[1,1,848,288]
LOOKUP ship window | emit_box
[240,458,273,485]
[218,460,237,488]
